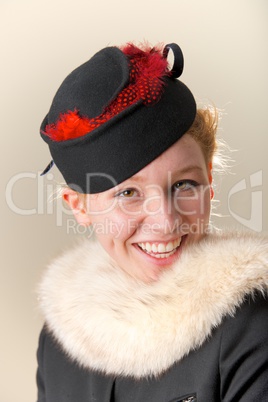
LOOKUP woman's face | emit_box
[77,134,212,282]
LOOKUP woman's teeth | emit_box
[137,239,181,258]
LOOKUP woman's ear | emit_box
[62,188,91,226]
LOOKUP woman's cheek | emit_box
[92,210,139,242]
[175,188,211,219]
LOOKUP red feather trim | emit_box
[44,43,169,142]
[44,109,103,142]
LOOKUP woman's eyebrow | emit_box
[121,174,146,185]
[174,165,205,175]
[121,165,205,186]
[102,165,208,198]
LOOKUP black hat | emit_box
[40,42,196,193]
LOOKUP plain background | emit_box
[1,0,267,401]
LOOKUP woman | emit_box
[37,41,268,401]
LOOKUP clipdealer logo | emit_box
[228,170,263,232]
[5,170,264,233]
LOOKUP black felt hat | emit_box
[40,42,196,193]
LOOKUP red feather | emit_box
[44,43,169,142]
[45,110,92,141]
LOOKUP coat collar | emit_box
[38,230,268,378]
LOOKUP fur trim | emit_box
[38,231,268,378]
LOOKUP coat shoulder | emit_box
[219,292,268,401]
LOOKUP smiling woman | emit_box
[37,41,268,402]
[63,133,211,283]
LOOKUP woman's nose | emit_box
[142,195,182,235]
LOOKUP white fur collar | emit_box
[38,231,268,378]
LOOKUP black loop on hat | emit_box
[40,160,54,176]
[163,43,184,78]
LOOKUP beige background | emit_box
[1,0,267,401]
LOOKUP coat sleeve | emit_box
[220,292,268,401]
[36,326,47,402]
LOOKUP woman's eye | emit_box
[117,189,137,198]
[173,180,198,192]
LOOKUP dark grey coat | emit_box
[37,293,268,402]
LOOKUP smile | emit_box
[137,239,181,259]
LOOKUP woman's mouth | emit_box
[137,238,182,259]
